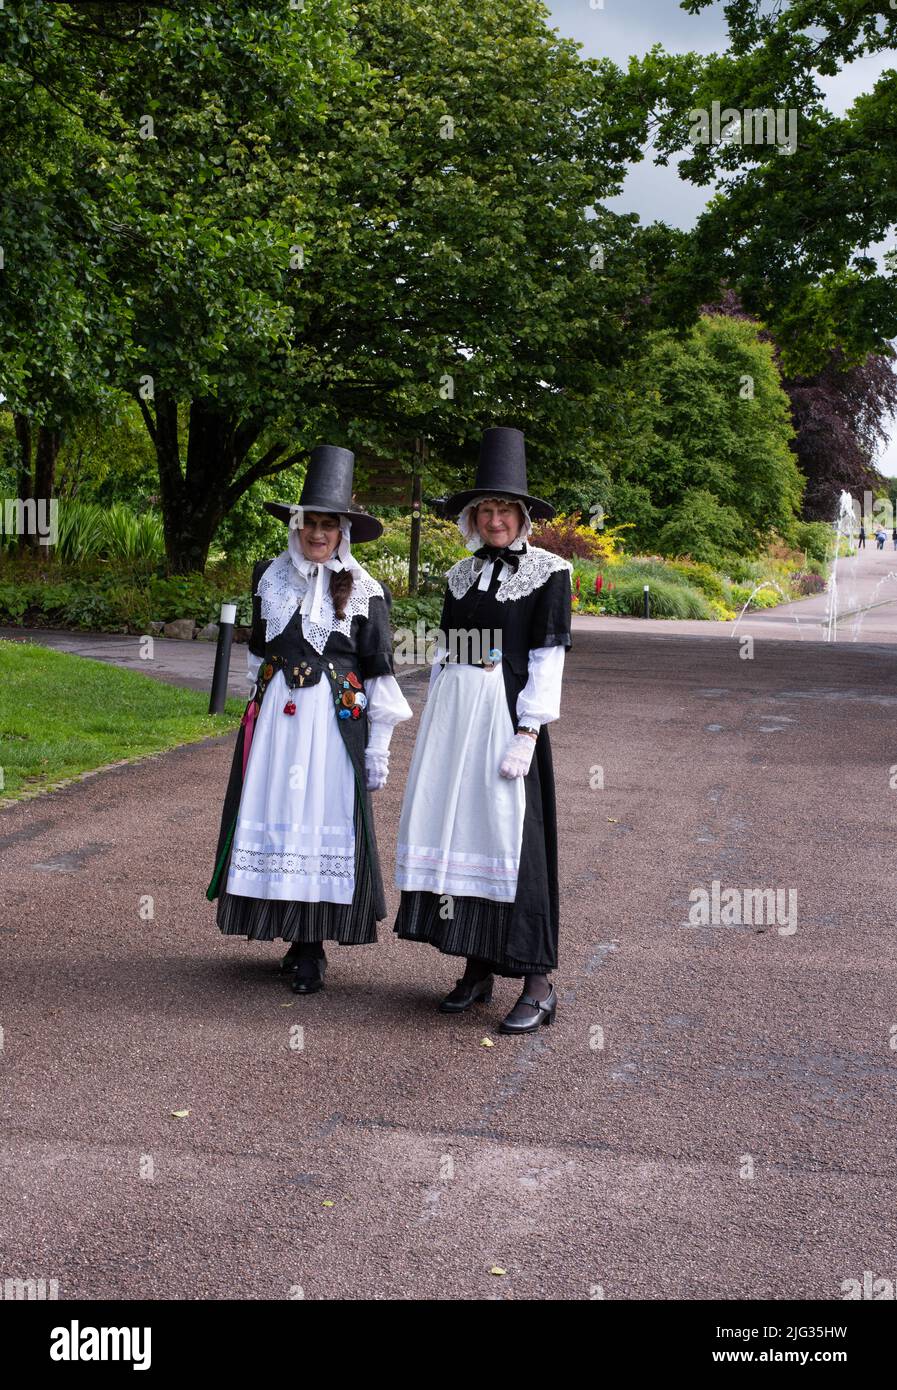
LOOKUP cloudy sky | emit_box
[545,0,897,476]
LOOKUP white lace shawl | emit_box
[446,542,572,602]
[256,548,385,654]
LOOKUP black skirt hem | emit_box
[393,890,554,978]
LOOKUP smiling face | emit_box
[474,497,523,547]
[299,511,341,561]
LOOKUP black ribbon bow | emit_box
[473,543,522,574]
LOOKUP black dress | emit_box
[206,556,397,945]
[393,545,572,977]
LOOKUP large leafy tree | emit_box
[0,1,131,547]
[643,0,897,372]
[607,313,804,562]
[702,289,897,520]
[2,0,690,572]
[783,350,897,519]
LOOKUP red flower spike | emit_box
[595,574,603,593]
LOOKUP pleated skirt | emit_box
[393,662,551,977]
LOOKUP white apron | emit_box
[225,671,356,904]
[395,662,526,902]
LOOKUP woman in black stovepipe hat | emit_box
[394,427,572,1034]
[207,445,412,994]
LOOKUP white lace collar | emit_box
[446,542,572,602]
[256,549,384,654]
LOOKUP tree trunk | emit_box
[11,416,59,553]
[13,413,32,555]
[138,392,301,575]
[34,426,60,500]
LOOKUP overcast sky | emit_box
[545,0,897,477]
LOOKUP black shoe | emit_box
[279,943,305,975]
[439,973,494,1013]
[498,984,557,1034]
[290,952,327,994]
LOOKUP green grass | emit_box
[0,639,244,802]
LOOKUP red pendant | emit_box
[283,701,296,716]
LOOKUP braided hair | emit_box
[329,566,354,620]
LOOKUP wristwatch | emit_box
[517,724,539,739]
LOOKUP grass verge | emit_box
[0,638,243,803]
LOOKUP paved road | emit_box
[2,630,896,1299]
[577,535,897,644]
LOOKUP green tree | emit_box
[1,0,692,572]
[644,0,897,371]
[608,314,803,560]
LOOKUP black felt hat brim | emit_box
[440,489,555,521]
[263,500,383,542]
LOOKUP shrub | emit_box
[597,574,715,619]
[53,500,165,567]
[792,520,834,565]
[730,581,786,609]
[750,586,784,608]
[531,512,630,563]
[664,559,730,604]
[0,582,29,623]
[389,595,444,630]
[792,571,827,596]
[655,489,744,567]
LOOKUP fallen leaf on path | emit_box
[170,1109,190,1119]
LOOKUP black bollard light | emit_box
[643,584,650,619]
[209,601,236,714]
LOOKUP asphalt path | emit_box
[2,629,897,1299]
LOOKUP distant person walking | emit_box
[858,525,866,549]
[891,527,896,551]
[876,526,887,550]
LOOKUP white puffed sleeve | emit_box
[365,674,413,753]
[247,648,263,691]
[515,645,566,732]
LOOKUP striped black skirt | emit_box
[394,889,552,978]
[216,793,378,945]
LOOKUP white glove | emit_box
[365,749,389,790]
[499,732,536,780]
[247,650,263,697]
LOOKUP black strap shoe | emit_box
[290,952,327,994]
[439,973,494,1013]
[498,984,557,1034]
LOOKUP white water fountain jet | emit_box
[730,580,805,640]
[823,489,858,642]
